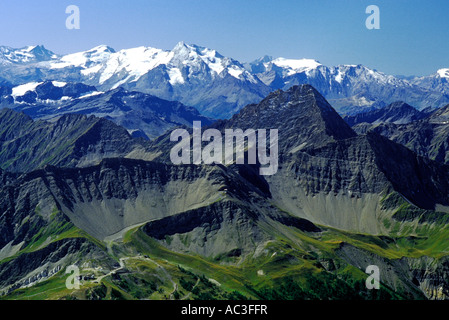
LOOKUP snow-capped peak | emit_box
[27,42,260,87]
[271,57,322,75]
[89,45,115,54]
[169,42,256,82]
[11,82,42,97]
[52,81,67,87]
[0,45,56,64]
[49,45,115,69]
[100,46,173,86]
[437,68,449,78]
[171,42,225,73]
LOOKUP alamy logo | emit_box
[365,265,380,290]
[66,5,80,30]
[365,5,380,30]
[170,121,278,175]
[65,265,80,290]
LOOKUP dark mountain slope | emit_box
[363,104,449,164]
[344,101,426,126]
[146,84,449,233]
[3,84,449,300]
[1,82,213,140]
[0,108,149,172]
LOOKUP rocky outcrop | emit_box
[362,104,449,165]
[3,83,449,300]
[0,109,149,172]
[0,238,114,292]
[344,101,426,126]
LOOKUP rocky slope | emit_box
[2,84,449,300]
[0,108,150,172]
[248,59,449,114]
[1,81,212,140]
[359,104,449,165]
[344,101,427,126]
[147,85,449,231]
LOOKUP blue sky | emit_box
[0,0,448,76]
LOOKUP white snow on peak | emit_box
[228,66,243,79]
[437,68,449,78]
[24,45,37,52]
[42,42,256,85]
[170,42,254,81]
[52,81,67,87]
[171,42,226,75]
[49,45,114,69]
[11,82,42,97]
[168,67,185,85]
[1,47,37,63]
[81,64,102,76]
[272,58,322,75]
[48,45,174,85]
[78,91,104,99]
[99,46,173,84]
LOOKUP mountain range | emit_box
[4,39,449,301]
[2,43,449,119]
[353,103,449,165]
[0,80,212,140]
[2,84,449,300]
[343,101,428,126]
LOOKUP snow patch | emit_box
[99,46,173,84]
[437,68,449,78]
[198,47,225,75]
[52,81,67,87]
[78,91,104,99]
[11,82,42,97]
[335,70,343,83]
[228,67,243,79]
[81,64,103,75]
[272,58,321,75]
[168,67,185,85]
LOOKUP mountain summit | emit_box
[221,84,356,154]
[0,45,57,65]
[2,82,449,300]
[344,101,427,126]
[2,43,449,119]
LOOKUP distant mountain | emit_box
[151,85,449,211]
[248,58,449,114]
[0,108,150,172]
[0,81,213,140]
[3,84,449,300]
[364,103,449,164]
[4,80,96,104]
[0,45,57,65]
[0,43,269,119]
[411,68,449,95]
[2,43,449,119]
[344,101,427,126]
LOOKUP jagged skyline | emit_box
[0,0,448,76]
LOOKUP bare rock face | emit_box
[0,108,149,172]
[0,83,214,140]
[362,104,449,165]
[344,101,427,126]
[3,84,449,299]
